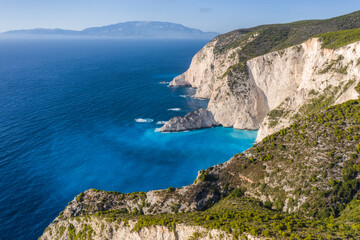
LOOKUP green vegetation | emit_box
[167,187,175,192]
[252,100,360,218]
[220,61,247,79]
[80,194,360,239]
[356,82,360,94]
[317,28,360,49]
[214,10,360,56]
[71,224,95,240]
[59,226,66,237]
[297,85,339,117]
[318,55,344,74]
[198,170,214,182]
[213,11,360,80]
[268,108,286,127]
[76,192,84,202]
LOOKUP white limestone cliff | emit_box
[40,217,265,240]
[163,38,360,141]
[169,39,240,99]
[253,39,360,141]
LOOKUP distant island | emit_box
[1,21,219,39]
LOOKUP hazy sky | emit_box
[0,0,359,33]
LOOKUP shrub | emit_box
[167,187,175,192]
[76,192,84,202]
[264,201,273,209]
[198,170,214,182]
[317,28,360,49]
[356,82,360,95]
[309,174,317,182]
[171,203,180,213]
[231,188,245,198]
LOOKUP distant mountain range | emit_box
[1,21,219,39]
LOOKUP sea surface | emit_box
[0,38,257,239]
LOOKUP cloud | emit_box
[199,7,213,13]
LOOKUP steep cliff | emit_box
[161,12,360,138]
[162,37,360,140]
[252,38,360,141]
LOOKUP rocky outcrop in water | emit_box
[159,108,220,132]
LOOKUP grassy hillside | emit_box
[317,28,360,49]
[216,99,360,215]
[213,10,360,58]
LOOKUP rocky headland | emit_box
[162,32,360,142]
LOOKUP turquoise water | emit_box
[0,39,257,239]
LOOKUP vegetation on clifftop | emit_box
[317,28,360,49]
[214,10,360,56]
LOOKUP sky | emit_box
[0,0,360,33]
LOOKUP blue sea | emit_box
[0,39,257,239]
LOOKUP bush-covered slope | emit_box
[316,28,360,49]
[210,99,360,217]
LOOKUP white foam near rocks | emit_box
[135,118,154,123]
[167,108,181,111]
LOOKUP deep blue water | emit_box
[0,39,257,239]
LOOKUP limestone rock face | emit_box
[169,39,240,99]
[253,39,360,141]
[159,108,220,132]
[41,218,260,240]
[206,65,269,130]
[164,38,360,141]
